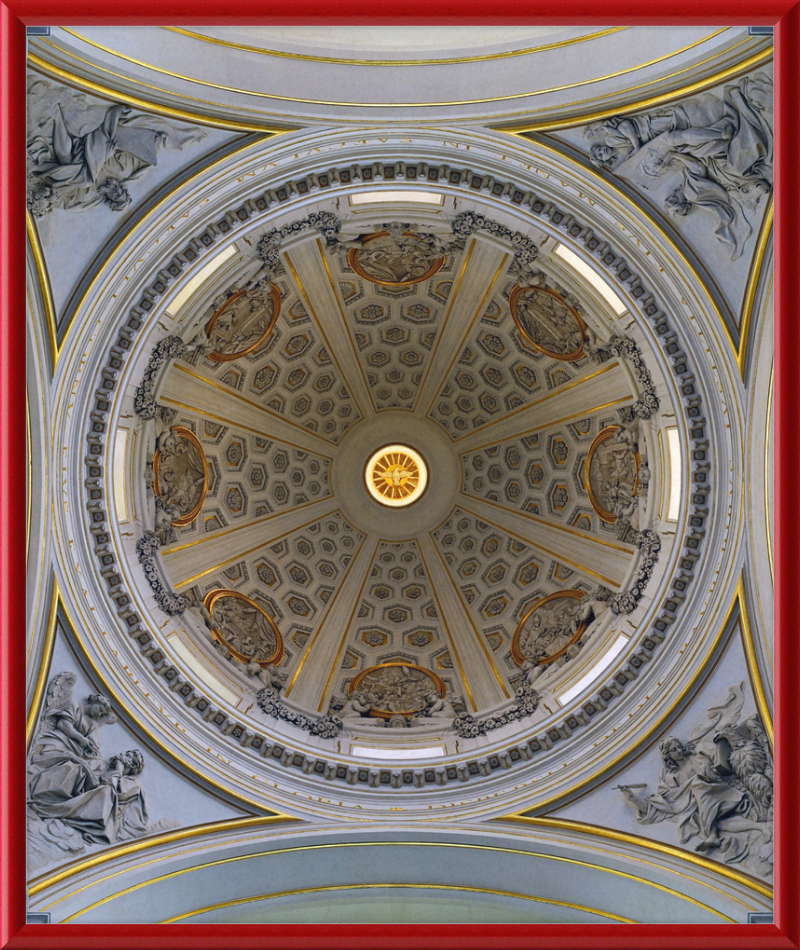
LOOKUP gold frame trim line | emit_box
[28,52,295,134]
[55,28,729,110]
[162,27,630,68]
[28,815,297,897]
[26,210,58,368]
[161,882,635,924]
[737,575,774,746]
[738,200,773,379]
[55,839,735,922]
[500,816,772,901]
[501,45,772,132]
[25,579,61,749]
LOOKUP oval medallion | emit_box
[585,425,641,524]
[511,590,588,667]
[203,590,284,666]
[152,426,208,526]
[510,285,586,361]
[348,231,446,286]
[204,282,281,362]
[349,662,445,719]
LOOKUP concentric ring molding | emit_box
[51,126,745,820]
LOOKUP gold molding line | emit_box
[163,27,629,67]
[26,579,61,749]
[28,815,297,898]
[500,815,772,900]
[26,210,58,368]
[56,839,734,922]
[161,882,634,924]
[55,28,728,110]
[738,200,773,379]
[500,46,772,132]
[738,575,773,746]
[28,52,294,134]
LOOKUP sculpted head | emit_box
[664,188,692,217]
[97,177,132,212]
[85,693,114,722]
[589,144,616,168]
[660,736,691,771]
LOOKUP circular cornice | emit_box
[49,126,744,820]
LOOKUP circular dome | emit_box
[53,127,740,821]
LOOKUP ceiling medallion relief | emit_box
[203,589,285,667]
[347,229,447,286]
[509,285,587,362]
[347,662,447,721]
[365,444,428,508]
[152,425,208,527]
[586,425,643,526]
[203,281,281,362]
[67,135,729,812]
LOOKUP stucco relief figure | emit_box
[202,281,281,361]
[585,73,773,260]
[516,595,585,665]
[339,691,372,719]
[26,81,206,216]
[347,225,447,286]
[153,427,207,526]
[245,660,287,692]
[410,691,460,726]
[27,673,174,872]
[207,593,283,665]
[586,426,641,526]
[353,663,442,717]
[618,683,773,879]
[510,286,585,360]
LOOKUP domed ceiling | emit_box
[22,24,778,931]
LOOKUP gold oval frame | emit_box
[585,425,641,525]
[511,589,587,667]
[203,589,285,667]
[509,285,587,362]
[152,426,208,527]
[204,283,282,362]
[347,232,446,287]
[349,662,446,720]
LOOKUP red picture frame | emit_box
[2,4,797,948]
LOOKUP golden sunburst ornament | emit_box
[365,445,428,508]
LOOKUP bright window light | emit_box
[558,634,629,705]
[554,243,628,315]
[165,242,237,316]
[112,427,129,524]
[349,191,444,206]
[351,745,446,761]
[667,427,682,521]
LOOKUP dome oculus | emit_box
[365,444,428,507]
